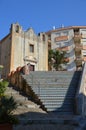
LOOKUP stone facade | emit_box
[1,24,86,76]
[0,34,11,77]
[0,23,48,77]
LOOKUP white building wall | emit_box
[51,29,76,70]
[80,29,86,60]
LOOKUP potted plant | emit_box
[0,80,19,130]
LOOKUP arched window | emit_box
[16,25,19,33]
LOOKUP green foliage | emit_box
[0,81,9,97]
[0,65,4,70]
[0,96,19,124]
[48,49,54,69]
[0,80,19,124]
[48,49,66,70]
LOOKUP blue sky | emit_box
[0,0,86,39]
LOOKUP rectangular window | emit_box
[30,44,34,53]
[42,34,45,41]
[63,31,68,36]
[55,33,60,37]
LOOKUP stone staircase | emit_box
[22,71,81,115]
[5,85,46,122]
[5,85,78,130]
[5,70,86,130]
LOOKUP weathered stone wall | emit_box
[11,23,48,71]
[0,23,48,78]
[0,34,11,77]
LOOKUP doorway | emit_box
[29,65,35,71]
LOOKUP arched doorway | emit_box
[29,64,35,71]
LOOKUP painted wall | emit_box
[51,29,76,70]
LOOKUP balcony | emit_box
[48,39,51,43]
[75,60,82,67]
[75,44,82,50]
[75,48,81,55]
[57,46,69,51]
[83,45,86,49]
[76,56,82,61]
[81,34,86,38]
[74,37,81,44]
[74,34,82,38]
[55,36,68,42]
[55,41,74,49]
[74,32,79,35]
[83,56,86,61]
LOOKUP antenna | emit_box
[61,24,64,28]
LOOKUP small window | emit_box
[48,35,51,40]
[30,44,34,53]
[16,25,19,33]
[42,34,45,41]
[55,33,60,37]
[63,31,68,36]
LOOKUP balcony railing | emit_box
[74,32,82,38]
[75,45,83,50]
[74,37,81,43]
[76,56,82,61]
[55,36,68,42]
[74,32,79,35]
[55,41,74,48]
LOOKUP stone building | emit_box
[1,23,86,77]
[46,26,86,71]
[0,23,48,77]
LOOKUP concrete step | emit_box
[39,95,75,98]
[21,70,81,115]
[32,87,76,91]
[40,97,74,101]
[47,106,73,110]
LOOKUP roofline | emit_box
[0,33,10,44]
[46,26,86,34]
